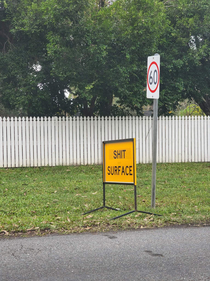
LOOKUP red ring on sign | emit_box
[147,61,160,93]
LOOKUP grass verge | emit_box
[0,163,209,237]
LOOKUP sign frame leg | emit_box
[82,183,120,215]
[111,184,161,220]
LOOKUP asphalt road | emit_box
[0,226,209,281]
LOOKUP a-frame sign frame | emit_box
[83,138,161,219]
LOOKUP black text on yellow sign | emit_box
[103,139,136,185]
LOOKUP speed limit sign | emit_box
[147,54,160,99]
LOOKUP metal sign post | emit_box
[151,99,158,208]
[147,54,160,208]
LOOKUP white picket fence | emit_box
[0,116,210,168]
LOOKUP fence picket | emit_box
[206,116,208,161]
[37,117,41,167]
[10,117,15,167]
[59,117,62,165]
[168,116,172,162]
[7,117,11,167]
[83,117,87,165]
[0,118,2,167]
[69,117,73,166]
[200,116,204,162]
[171,116,175,163]
[158,116,162,163]
[79,117,83,165]
[208,116,210,162]
[40,117,44,166]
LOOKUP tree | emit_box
[158,0,210,115]
[0,0,90,116]
[5,0,210,117]
[61,0,167,116]
[0,0,168,116]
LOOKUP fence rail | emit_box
[0,116,209,168]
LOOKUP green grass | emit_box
[0,163,209,236]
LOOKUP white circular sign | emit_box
[146,55,160,99]
[147,61,160,93]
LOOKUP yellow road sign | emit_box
[103,138,136,185]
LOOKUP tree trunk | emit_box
[81,96,97,117]
[99,91,113,116]
[194,93,210,116]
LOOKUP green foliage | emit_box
[177,103,205,117]
[158,0,210,116]
[0,0,90,116]
[0,0,167,116]
[1,0,210,116]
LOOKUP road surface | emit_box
[0,226,209,280]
